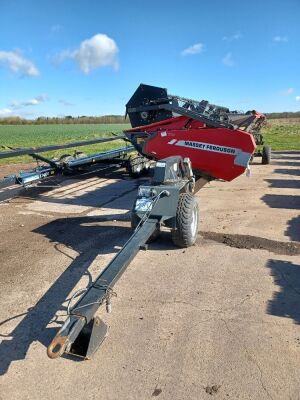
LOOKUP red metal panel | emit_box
[142,127,255,181]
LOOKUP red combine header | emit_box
[125,84,266,181]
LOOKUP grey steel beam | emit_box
[0,136,126,160]
[65,145,134,168]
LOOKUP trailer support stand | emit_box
[68,316,108,359]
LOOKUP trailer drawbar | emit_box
[47,156,207,359]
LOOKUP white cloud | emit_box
[0,108,13,116]
[181,43,204,56]
[222,32,242,41]
[10,94,48,109]
[273,36,288,42]
[296,96,300,102]
[0,50,39,76]
[58,33,119,73]
[222,52,234,66]
[0,108,33,118]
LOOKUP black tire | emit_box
[171,193,199,248]
[127,155,150,178]
[131,213,160,242]
[262,145,271,164]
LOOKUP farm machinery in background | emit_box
[0,137,149,196]
[248,118,271,164]
[45,84,268,360]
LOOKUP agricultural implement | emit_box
[250,125,271,164]
[46,84,264,360]
[0,136,151,198]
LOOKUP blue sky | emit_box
[0,0,299,118]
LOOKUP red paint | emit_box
[126,116,256,181]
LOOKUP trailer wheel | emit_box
[171,193,199,248]
[75,151,88,159]
[127,155,150,178]
[131,213,160,242]
[59,154,74,164]
[262,145,271,164]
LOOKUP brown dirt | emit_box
[0,162,37,178]
[199,231,300,256]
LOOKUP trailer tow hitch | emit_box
[47,156,201,360]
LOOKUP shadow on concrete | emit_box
[271,156,300,161]
[273,169,300,177]
[0,209,177,375]
[262,152,300,208]
[4,166,146,211]
[266,259,300,325]
[286,216,300,242]
[272,151,300,155]
[33,178,140,210]
[4,173,149,212]
[0,164,149,208]
[265,179,300,189]
[0,215,135,375]
[271,161,300,167]
[261,194,300,210]
[47,176,149,211]
[0,163,161,374]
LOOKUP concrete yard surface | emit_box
[0,152,299,400]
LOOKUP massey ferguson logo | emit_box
[168,139,238,155]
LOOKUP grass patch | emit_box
[0,123,130,164]
[262,119,300,150]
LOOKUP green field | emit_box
[261,118,300,151]
[0,123,130,164]
[0,119,299,165]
